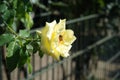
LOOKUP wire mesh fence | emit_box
[0,14,120,80]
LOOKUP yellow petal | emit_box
[54,19,66,33]
[57,44,71,57]
[40,26,51,54]
[50,50,60,60]
[63,30,76,45]
[46,20,56,40]
[37,19,76,60]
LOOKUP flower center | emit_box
[59,35,63,42]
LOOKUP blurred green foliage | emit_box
[0,0,119,73]
[0,0,44,73]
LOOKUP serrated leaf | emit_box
[7,41,17,57]
[19,29,30,38]
[0,33,14,46]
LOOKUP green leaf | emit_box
[0,4,8,13]
[19,29,30,38]
[31,42,39,53]
[26,3,33,12]
[26,44,33,53]
[6,48,20,72]
[31,40,44,57]
[25,13,33,29]
[27,57,32,73]
[2,10,10,21]
[7,41,17,57]
[13,0,18,9]
[0,33,14,46]
[98,0,105,8]
[18,57,27,68]
[18,49,28,67]
[28,62,32,73]
[38,49,44,57]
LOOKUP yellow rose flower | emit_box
[37,19,76,60]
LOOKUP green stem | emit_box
[8,26,40,42]
[4,21,18,36]
[4,21,40,42]
[7,26,18,36]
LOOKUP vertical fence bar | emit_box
[32,54,35,80]
[66,60,68,80]
[3,46,11,80]
[52,59,54,80]
[39,58,42,80]
[57,63,59,80]
[70,61,72,80]
[46,56,48,80]
[17,68,20,80]
[0,47,2,80]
